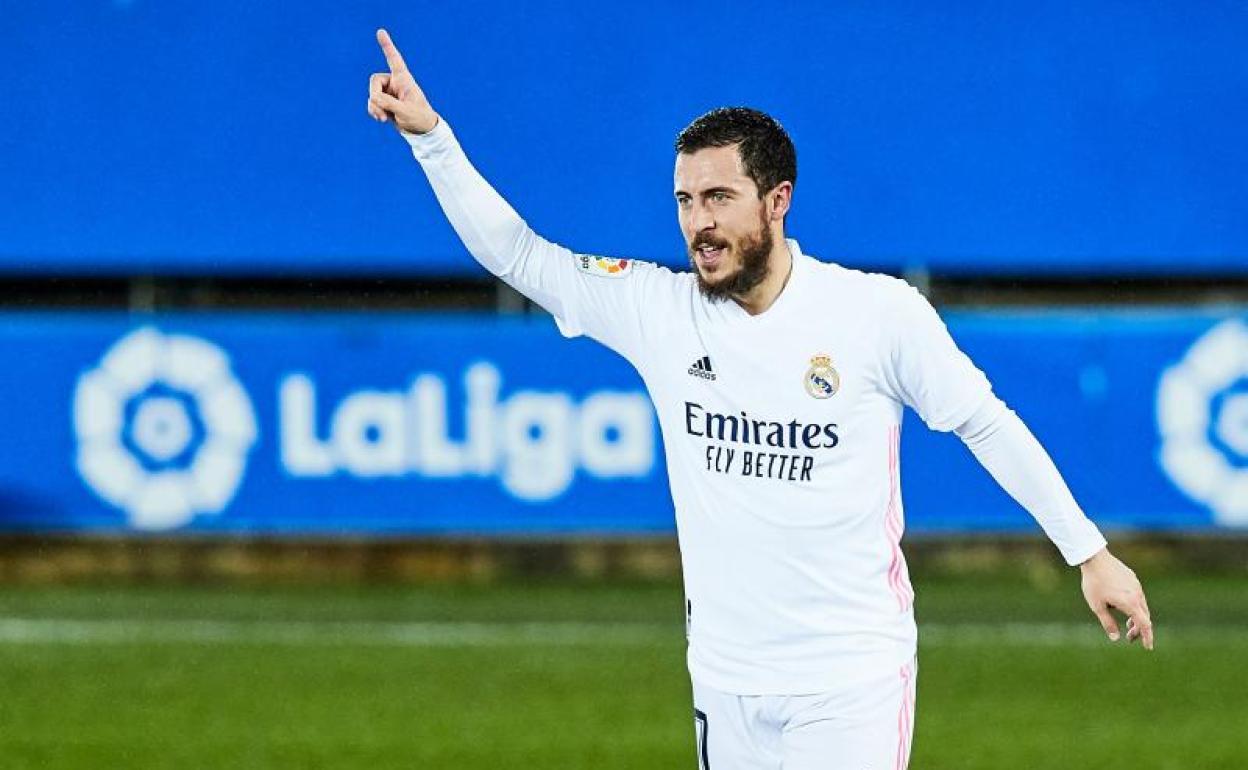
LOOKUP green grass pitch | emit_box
[1,573,1245,768]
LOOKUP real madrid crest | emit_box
[804,354,840,399]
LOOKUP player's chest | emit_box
[641,316,885,419]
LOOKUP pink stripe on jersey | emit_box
[884,425,913,611]
[894,661,916,770]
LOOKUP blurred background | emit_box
[1,2,1246,768]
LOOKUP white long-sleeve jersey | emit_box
[404,120,1107,695]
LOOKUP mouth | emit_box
[694,243,727,270]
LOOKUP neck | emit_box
[733,234,793,316]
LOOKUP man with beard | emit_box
[367,28,1153,770]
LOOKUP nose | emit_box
[690,200,716,234]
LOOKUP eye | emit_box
[676,195,691,208]
[711,191,729,203]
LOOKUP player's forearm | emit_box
[954,397,1107,566]
[401,120,570,312]
[403,120,533,276]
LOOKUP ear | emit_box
[766,181,793,222]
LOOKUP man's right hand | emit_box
[367,28,439,135]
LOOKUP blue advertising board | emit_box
[0,308,1244,536]
[2,2,1246,276]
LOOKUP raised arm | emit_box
[365,29,667,366]
[366,29,562,295]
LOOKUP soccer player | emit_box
[367,28,1154,769]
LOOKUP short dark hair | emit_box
[675,107,797,197]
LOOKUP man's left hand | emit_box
[1080,547,1154,650]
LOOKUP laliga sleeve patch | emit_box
[577,255,633,278]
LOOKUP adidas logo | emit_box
[687,356,717,381]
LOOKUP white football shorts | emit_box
[691,658,917,770]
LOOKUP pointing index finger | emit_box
[376,28,409,74]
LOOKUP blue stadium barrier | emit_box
[0,309,1244,536]
[2,3,1246,276]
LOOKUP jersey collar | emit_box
[722,238,810,324]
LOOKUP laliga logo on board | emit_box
[72,327,656,528]
[1156,318,1248,526]
[73,327,258,531]
[278,364,654,501]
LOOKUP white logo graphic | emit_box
[1156,318,1248,526]
[277,363,654,501]
[73,327,258,530]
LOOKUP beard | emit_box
[688,214,773,303]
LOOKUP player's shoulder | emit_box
[572,254,646,280]
[803,254,922,307]
[572,253,694,300]
[573,254,682,281]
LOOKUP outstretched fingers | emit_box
[1101,591,1154,650]
[1091,602,1121,642]
[377,28,409,74]
[1081,550,1154,652]
[1128,598,1155,650]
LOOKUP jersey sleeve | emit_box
[544,256,676,366]
[404,119,669,366]
[882,280,993,431]
[955,396,1108,565]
